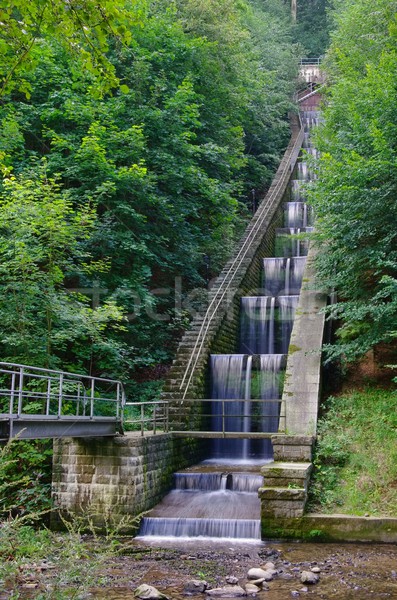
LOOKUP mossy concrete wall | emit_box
[52,433,205,531]
[258,252,327,538]
[261,514,397,543]
[282,247,327,435]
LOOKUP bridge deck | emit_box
[0,415,121,440]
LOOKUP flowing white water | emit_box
[210,354,252,459]
[291,179,305,201]
[139,517,261,540]
[240,297,275,354]
[278,295,299,354]
[284,202,313,228]
[262,257,306,297]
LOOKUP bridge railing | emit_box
[300,57,322,66]
[123,400,169,436]
[0,362,286,439]
[121,397,285,438]
[169,398,285,438]
[0,362,125,437]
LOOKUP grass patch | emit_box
[309,387,397,516]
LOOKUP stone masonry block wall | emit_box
[52,433,205,531]
[162,116,304,432]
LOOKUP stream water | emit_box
[89,539,397,599]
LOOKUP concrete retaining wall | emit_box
[262,514,397,543]
[282,247,327,435]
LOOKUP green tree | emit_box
[294,0,330,57]
[0,0,299,388]
[0,165,127,372]
[0,0,146,98]
[310,0,397,363]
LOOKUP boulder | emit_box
[247,568,273,581]
[206,585,246,597]
[300,571,319,585]
[134,584,169,599]
[245,583,260,595]
[184,580,209,595]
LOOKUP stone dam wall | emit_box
[52,434,205,530]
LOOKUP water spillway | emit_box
[139,110,319,541]
[138,468,263,541]
[263,256,306,296]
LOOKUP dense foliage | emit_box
[294,0,330,57]
[310,388,397,516]
[0,0,298,393]
[310,0,397,364]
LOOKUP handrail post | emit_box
[90,378,95,419]
[9,371,16,439]
[76,382,81,416]
[17,367,24,417]
[121,387,126,432]
[116,383,119,420]
[153,402,157,435]
[58,373,64,418]
[141,403,144,436]
[46,378,51,416]
[222,400,225,437]
[9,372,16,415]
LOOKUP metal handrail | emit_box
[297,84,325,104]
[0,361,122,385]
[0,362,125,438]
[300,58,322,66]
[178,125,305,399]
[170,397,286,436]
[123,400,169,436]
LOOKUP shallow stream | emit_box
[90,539,397,599]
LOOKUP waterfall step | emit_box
[139,517,261,540]
[174,471,263,493]
[147,489,260,520]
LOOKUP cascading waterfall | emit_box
[257,354,286,455]
[291,179,304,201]
[263,257,306,296]
[240,296,298,355]
[210,354,252,459]
[138,108,319,541]
[240,297,275,354]
[285,202,313,228]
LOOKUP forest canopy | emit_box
[0,0,299,396]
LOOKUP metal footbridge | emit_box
[0,362,128,440]
[0,362,285,441]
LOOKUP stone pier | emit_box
[51,433,205,531]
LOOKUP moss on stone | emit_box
[288,344,301,355]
